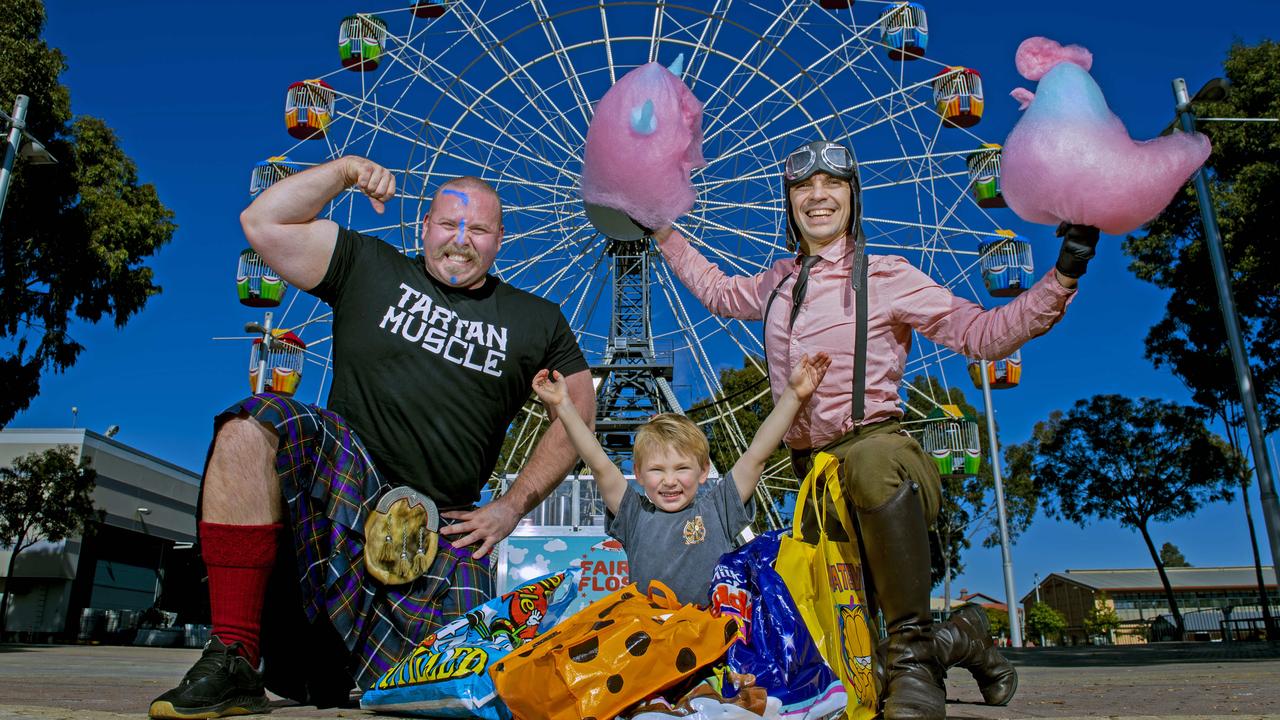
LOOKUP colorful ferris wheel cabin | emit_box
[919,405,981,477]
[249,156,300,196]
[339,15,388,72]
[249,330,307,396]
[236,249,288,308]
[412,1,451,18]
[934,67,983,128]
[968,350,1022,390]
[880,2,928,60]
[285,80,335,140]
[979,230,1035,297]
[966,144,1005,208]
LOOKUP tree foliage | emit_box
[1011,394,1236,636]
[903,375,1037,595]
[1160,541,1191,567]
[1026,601,1067,645]
[984,606,1010,639]
[0,0,176,426]
[1124,40,1280,437]
[0,445,102,634]
[1083,594,1123,640]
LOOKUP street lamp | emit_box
[0,95,58,226]
[1170,77,1280,613]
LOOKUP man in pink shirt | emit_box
[654,140,1099,720]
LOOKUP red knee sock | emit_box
[200,521,281,667]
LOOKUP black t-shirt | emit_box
[310,228,588,508]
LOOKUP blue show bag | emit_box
[361,569,580,719]
[709,530,848,720]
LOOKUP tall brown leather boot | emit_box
[857,481,945,720]
[935,604,1018,705]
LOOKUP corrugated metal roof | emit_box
[1053,566,1276,591]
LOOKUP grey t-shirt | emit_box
[606,473,755,605]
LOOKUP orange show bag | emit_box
[490,580,743,720]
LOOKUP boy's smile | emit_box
[637,446,709,512]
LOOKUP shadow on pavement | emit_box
[1003,641,1280,667]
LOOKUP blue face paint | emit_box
[441,189,470,244]
[441,189,470,205]
[449,275,458,284]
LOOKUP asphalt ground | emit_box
[0,641,1277,719]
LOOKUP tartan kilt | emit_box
[209,392,494,697]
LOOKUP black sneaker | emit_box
[149,636,271,719]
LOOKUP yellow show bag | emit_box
[775,451,877,720]
[490,580,742,720]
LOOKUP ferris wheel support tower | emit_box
[592,238,683,460]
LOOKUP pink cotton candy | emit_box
[581,59,706,237]
[1002,37,1211,236]
[1014,36,1092,80]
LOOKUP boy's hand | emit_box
[531,369,568,417]
[789,352,831,402]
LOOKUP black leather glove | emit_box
[1054,222,1100,279]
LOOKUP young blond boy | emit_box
[532,353,830,604]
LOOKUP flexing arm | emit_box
[239,156,395,290]
[890,256,1076,361]
[440,369,596,558]
[652,226,775,321]
[530,369,627,514]
[732,353,831,503]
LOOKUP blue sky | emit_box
[12,0,1280,605]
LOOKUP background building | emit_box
[1023,567,1279,645]
[0,429,202,642]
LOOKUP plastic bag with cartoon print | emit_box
[774,452,877,720]
[360,569,580,719]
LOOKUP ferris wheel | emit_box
[233,0,1032,527]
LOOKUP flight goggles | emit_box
[783,141,856,185]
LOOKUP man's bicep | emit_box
[562,370,596,426]
[243,216,340,292]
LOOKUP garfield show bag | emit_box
[709,529,847,719]
[490,580,743,720]
[774,452,877,720]
[360,569,579,719]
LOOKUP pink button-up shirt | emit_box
[660,230,1076,449]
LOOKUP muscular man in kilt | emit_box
[149,157,595,719]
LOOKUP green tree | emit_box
[1160,542,1191,568]
[1083,594,1123,642]
[903,375,1037,601]
[0,445,102,635]
[1011,395,1236,637]
[984,606,1010,640]
[0,0,176,427]
[1123,39,1279,638]
[1025,601,1067,646]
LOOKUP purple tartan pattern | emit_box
[217,393,495,689]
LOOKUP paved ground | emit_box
[0,641,1277,719]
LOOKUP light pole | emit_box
[1172,77,1280,606]
[980,360,1022,647]
[1033,572,1045,647]
[0,95,58,226]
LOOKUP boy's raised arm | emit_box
[731,353,831,503]
[532,370,628,514]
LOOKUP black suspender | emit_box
[762,243,869,425]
